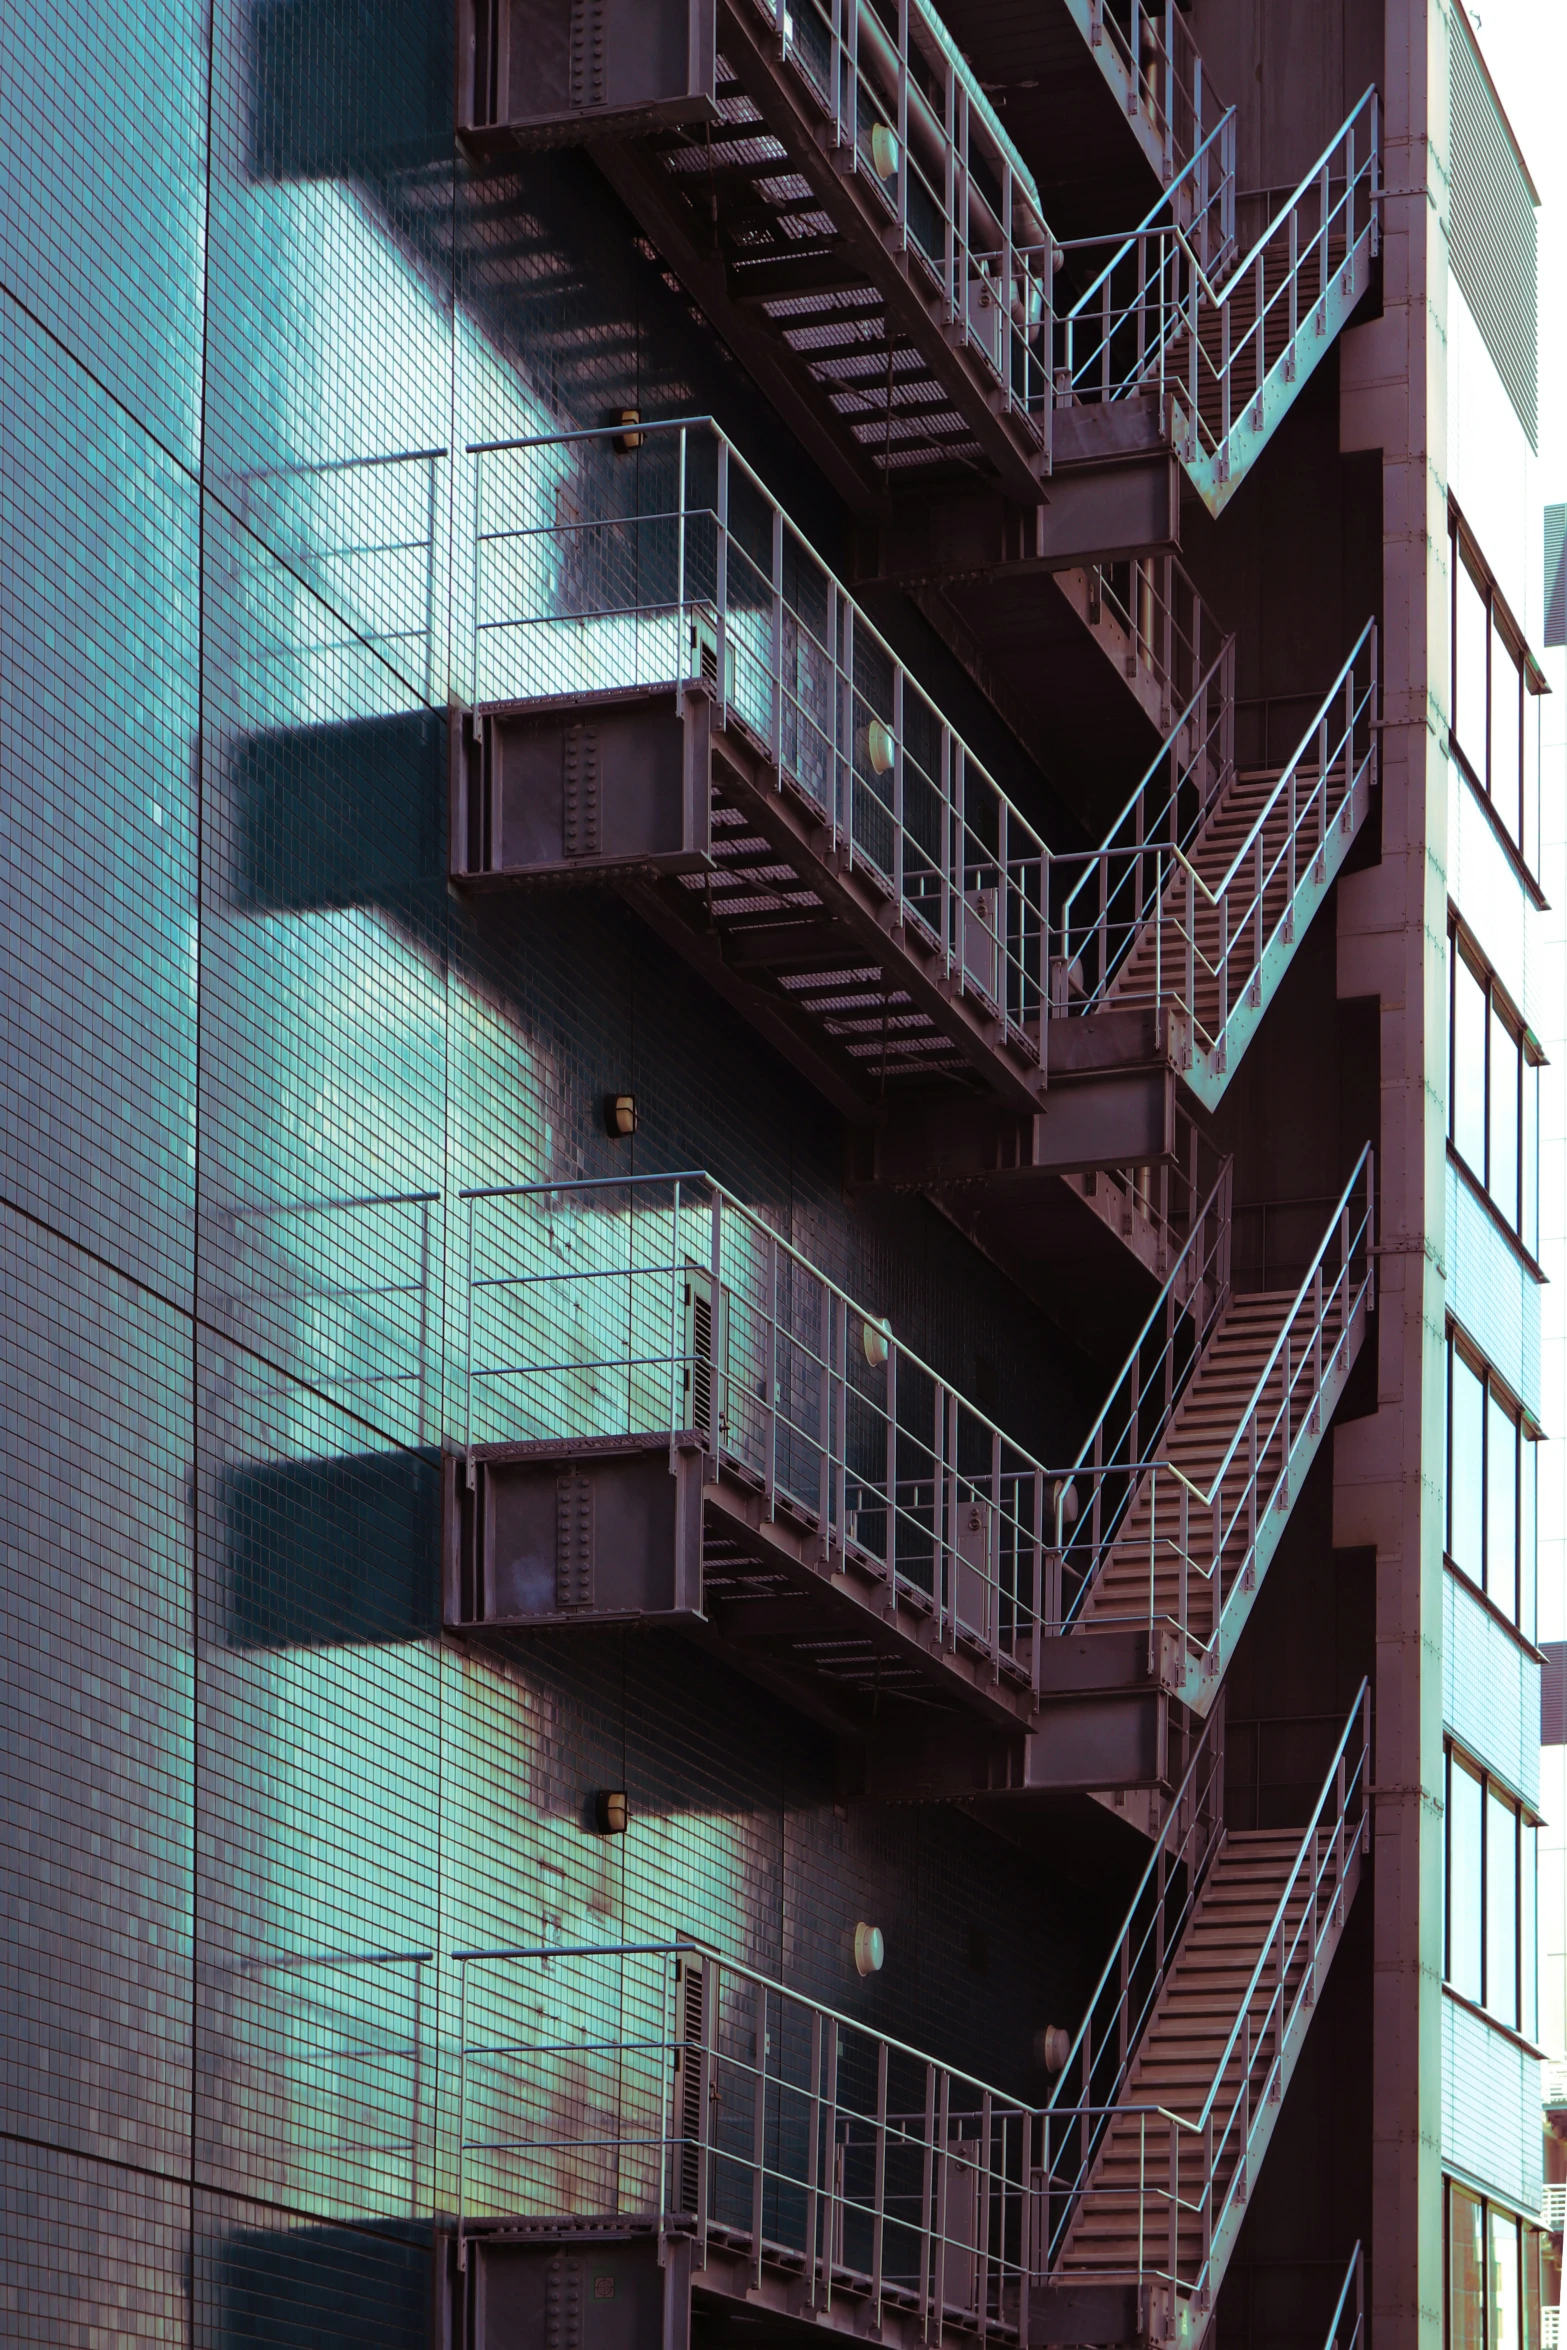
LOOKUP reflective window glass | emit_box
[1523,1055,1539,1258]
[1449,1346,1485,1581]
[1487,1787,1518,2028]
[1448,1751,1484,2000]
[1492,2205,1522,2350]
[1522,1821,1538,2043]
[1491,620,1523,844]
[1521,1436,1537,1643]
[1524,690,1541,874]
[1452,946,1488,1174]
[1450,2184,1485,2350]
[1455,548,1491,780]
[1487,1391,1519,1620]
[1489,1004,1520,1229]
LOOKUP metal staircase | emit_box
[1045,621,1378,1116]
[1036,1688,1371,2347]
[459,0,1056,510]
[1057,91,1380,515]
[1049,1149,1374,1715]
[448,1167,1073,1736]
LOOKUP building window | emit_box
[1446,1330,1538,1638]
[1444,1745,1538,2037]
[1449,510,1546,876]
[1447,923,1541,1256]
[1446,2181,1543,2350]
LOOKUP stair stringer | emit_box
[1178,753,1375,1112]
[1182,1269,1371,1712]
[1177,239,1372,519]
[1182,1819,1368,2350]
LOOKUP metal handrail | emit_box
[1052,622,1377,1078]
[1055,632,1236,942]
[1324,2243,1365,2350]
[1041,1701,1227,2230]
[460,1170,1061,1688]
[1044,1683,1371,2299]
[1057,1146,1374,1651]
[471,416,1055,1066]
[1061,108,1238,317]
[753,0,1056,442]
[456,1937,1038,2331]
[1058,1151,1233,1538]
[1075,0,1232,194]
[1060,89,1379,493]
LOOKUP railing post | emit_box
[715,437,730,725]
[872,2036,889,2322]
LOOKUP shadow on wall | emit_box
[250,0,452,182]
[232,710,447,919]
[209,2221,432,2349]
[224,1446,443,1647]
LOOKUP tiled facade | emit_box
[0,0,1552,2344]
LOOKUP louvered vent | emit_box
[1545,505,1565,650]
[1449,12,1538,450]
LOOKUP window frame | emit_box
[1449,504,1548,883]
[1446,919,1544,1257]
[1444,2179,1544,2350]
[1444,1326,1539,1640]
[1443,1739,1539,2038]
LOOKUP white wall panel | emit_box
[1444,1567,1541,1807]
[1446,1158,1542,1414]
[1442,1991,1543,2211]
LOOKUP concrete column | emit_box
[1336,1,1448,2344]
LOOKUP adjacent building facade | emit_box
[0,0,1550,2344]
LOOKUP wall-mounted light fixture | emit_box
[861,1315,892,1370]
[595,1790,629,1835]
[1034,2024,1072,2074]
[604,1093,638,1138]
[612,409,644,453]
[869,123,900,181]
[860,718,896,775]
[853,1921,885,1977]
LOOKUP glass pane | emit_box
[1492,621,1523,844]
[1492,2205,1522,2350]
[1487,1787,1519,2027]
[1450,2183,1485,2350]
[1524,2227,1543,2350]
[1523,1821,1538,2043]
[1454,548,1491,781]
[1448,1751,1484,1999]
[1488,1391,1519,1620]
[1524,690,1541,874]
[1450,1346,1485,1580]
[1523,1055,1539,1258]
[1521,1437,1537,1643]
[1453,948,1488,1173]
[1490,1006,1520,1230]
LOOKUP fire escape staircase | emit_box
[862,1145,1372,1807]
[1043,1145,1374,1728]
[450,1694,1367,2348]
[458,0,1056,514]
[1034,619,1378,1141]
[1035,1687,1371,2347]
[456,414,1241,1302]
[1055,89,1381,520]
[448,1166,1117,1744]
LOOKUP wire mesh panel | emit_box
[460,1172,1048,1684]
[469,419,1051,1060]
[458,1940,1038,2334]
